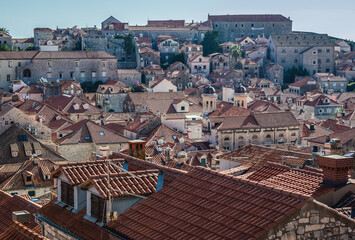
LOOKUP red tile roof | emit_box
[0,221,46,240]
[319,118,351,133]
[219,144,312,172]
[308,128,355,145]
[105,167,307,240]
[37,201,111,240]
[304,94,340,107]
[52,159,125,185]
[147,20,185,28]
[246,162,333,197]
[79,169,159,199]
[289,77,315,88]
[0,191,41,233]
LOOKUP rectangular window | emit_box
[80,71,85,79]
[326,59,330,63]
[91,71,96,78]
[47,61,52,67]
[59,73,63,79]
[102,71,107,77]
[7,74,10,81]
[75,61,79,67]
[70,72,74,79]
[99,131,105,136]
[8,61,12,68]
[28,190,35,197]
[181,106,185,111]
[318,49,322,53]
[326,49,330,53]
[47,72,52,79]
[102,61,106,67]
[91,194,106,222]
[18,62,21,67]
[61,181,74,207]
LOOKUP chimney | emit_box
[324,138,342,155]
[100,146,109,158]
[318,155,353,187]
[12,211,30,224]
[187,129,192,139]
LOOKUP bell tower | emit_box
[233,83,247,109]
[202,85,217,115]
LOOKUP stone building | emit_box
[101,18,212,44]
[165,69,196,91]
[33,28,53,48]
[209,53,231,71]
[209,111,299,150]
[117,69,142,86]
[234,58,260,79]
[315,73,347,93]
[181,44,203,62]
[302,94,342,119]
[0,31,12,48]
[101,16,121,30]
[208,14,292,42]
[262,62,284,85]
[95,81,129,112]
[54,120,130,161]
[11,38,35,51]
[137,47,160,67]
[208,69,243,83]
[158,38,179,64]
[82,35,125,61]
[188,54,210,76]
[289,77,320,95]
[269,33,335,74]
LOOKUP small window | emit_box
[91,71,96,78]
[326,59,330,63]
[7,74,10,81]
[70,72,74,79]
[326,49,330,53]
[75,61,79,67]
[26,176,32,182]
[80,71,85,79]
[99,131,105,136]
[313,61,317,65]
[8,61,12,68]
[47,61,52,67]
[294,49,298,53]
[28,191,35,197]
[181,106,185,111]
[318,49,322,53]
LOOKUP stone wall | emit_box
[263,200,355,240]
[42,221,77,240]
[96,92,127,112]
[20,57,118,83]
[211,21,292,42]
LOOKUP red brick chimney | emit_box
[318,155,353,187]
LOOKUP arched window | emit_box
[251,135,258,144]
[238,136,244,140]
[265,134,272,139]
[279,134,284,138]
[291,133,296,137]
[238,136,245,147]
[23,69,31,78]
[241,101,244,107]
[224,137,230,141]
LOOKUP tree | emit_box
[114,34,134,56]
[201,30,221,56]
[0,28,9,34]
[81,81,103,93]
[284,66,310,84]
[169,52,185,64]
[0,44,10,51]
[25,45,35,51]
[231,44,242,62]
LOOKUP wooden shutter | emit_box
[91,194,106,222]
[61,181,74,207]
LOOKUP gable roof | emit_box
[56,119,130,144]
[0,221,46,240]
[270,34,333,47]
[105,166,308,240]
[0,125,66,164]
[304,94,340,107]
[52,159,125,185]
[45,95,101,115]
[79,169,159,199]
[219,144,312,172]
[308,128,355,145]
[0,191,41,233]
[289,77,316,88]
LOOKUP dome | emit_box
[203,85,216,94]
[234,83,246,94]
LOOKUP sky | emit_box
[1,0,354,41]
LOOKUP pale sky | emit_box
[1,0,354,41]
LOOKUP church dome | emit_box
[234,83,246,94]
[203,85,216,94]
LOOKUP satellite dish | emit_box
[158,139,164,145]
[179,138,185,144]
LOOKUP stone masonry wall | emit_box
[263,200,355,240]
[42,221,77,240]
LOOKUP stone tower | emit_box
[233,83,247,108]
[202,85,217,115]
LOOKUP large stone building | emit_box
[0,51,118,90]
[269,33,335,74]
[101,18,212,44]
[208,14,292,42]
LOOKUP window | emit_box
[7,74,10,81]
[26,176,32,182]
[326,68,330,73]
[61,181,74,206]
[75,61,79,67]
[313,61,317,65]
[251,24,254,27]
[294,59,298,63]
[181,106,185,111]
[47,72,52,79]
[80,71,85,79]
[18,62,21,67]
[281,59,286,63]
[70,72,74,79]
[215,24,218,27]
[8,61,12,68]
[282,49,286,54]
[318,49,322,53]
[47,61,52,67]
[91,194,106,222]
[102,61,106,67]
[203,65,206,69]
[91,71,96,78]
[235,24,238,27]
[200,158,206,166]
[102,71,107,77]
[99,131,105,136]
[28,191,35,197]
[294,49,298,53]
[59,72,63,79]
[291,133,296,136]
[241,24,244,27]
[326,49,330,53]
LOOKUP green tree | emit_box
[0,44,10,51]
[201,30,221,56]
[25,45,35,51]
[169,52,185,64]
[231,44,243,62]
[114,34,134,56]
[0,28,9,34]
[284,66,310,84]
[81,81,103,93]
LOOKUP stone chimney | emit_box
[12,211,30,224]
[99,146,109,158]
[318,155,353,187]
[324,138,342,155]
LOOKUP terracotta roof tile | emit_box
[105,167,308,239]
[0,221,47,240]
